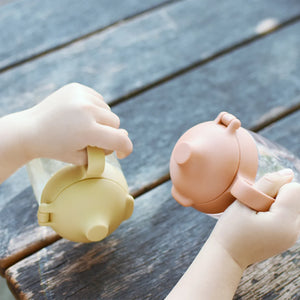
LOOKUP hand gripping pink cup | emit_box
[170,112,300,217]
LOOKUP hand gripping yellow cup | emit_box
[27,147,134,243]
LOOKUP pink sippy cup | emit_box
[170,112,300,217]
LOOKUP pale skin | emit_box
[0,83,133,183]
[166,169,300,299]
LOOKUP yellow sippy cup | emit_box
[27,147,134,243]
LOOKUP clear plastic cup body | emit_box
[249,131,300,182]
[27,152,121,204]
[27,158,67,204]
[208,131,300,219]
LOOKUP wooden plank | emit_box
[5,181,217,300]
[1,0,300,199]
[1,0,300,116]
[259,109,300,158]
[5,111,300,299]
[235,242,300,299]
[0,187,59,276]
[0,167,29,211]
[0,0,175,70]
[2,18,300,275]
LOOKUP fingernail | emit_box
[119,129,129,136]
[117,152,126,159]
[278,168,294,176]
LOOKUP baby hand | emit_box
[24,83,133,164]
[211,169,300,269]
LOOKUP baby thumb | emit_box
[271,182,300,215]
[253,169,294,197]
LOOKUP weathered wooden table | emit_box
[0,0,300,299]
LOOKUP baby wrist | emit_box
[16,108,39,162]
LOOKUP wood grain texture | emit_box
[2,18,300,276]
[1,0,300,116]
[5,181,217,300]
[0,166,30,212]
[5,110,300,299]
[0,0,175,70]
[259,109,300,158]
[117,22,300,194]
[0,187,59,276]
[6,107,300,300]
[235,241,300,299]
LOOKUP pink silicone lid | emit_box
[170,112,275,213]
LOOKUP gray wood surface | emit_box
[1,6,300,201]
[1,0,300,298]
[259,110,300,159]
[0,0,175,71]
[3,0,292,207]
[5,111,300,299]
[0,166,30,211]
[1,18,300,277]
[235,241,300,299]
[1,0,300,116]
[0,187,59,276]
[6,180,217,300]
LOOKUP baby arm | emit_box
[0,83,132,183]
[166,169,300,300]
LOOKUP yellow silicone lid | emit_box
[37,147,134,243]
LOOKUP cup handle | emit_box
[231,176,275,212]
[86,146,105,178]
